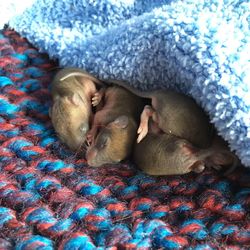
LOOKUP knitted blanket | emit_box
[0,27,249,250]
[0,0,250,249]
[1,0,249,167]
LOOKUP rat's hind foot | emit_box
[137,105,155,143]
[192,162,205,173]
[137,126,148,144]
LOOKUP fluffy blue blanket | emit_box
[1,0,250,167]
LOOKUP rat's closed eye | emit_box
[99,139,108,149]
[96,133,109,149]
[79,124,89,134]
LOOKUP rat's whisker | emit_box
[75,137,90,154]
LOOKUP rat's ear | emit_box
[66,93,83,106]
[60,72,88,81]
[60,72,102,85]
[112,115,129,129]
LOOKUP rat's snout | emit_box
[86,147,99,167]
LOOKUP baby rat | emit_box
[133,131,238,176]
[104,80,213,148]
[86,85,145,167]
[50,67,104,151]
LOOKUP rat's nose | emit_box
[86,147,98,166]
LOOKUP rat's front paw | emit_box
[86,131,94,145]
[92,92,102,106]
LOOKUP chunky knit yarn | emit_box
[0,29,249,249]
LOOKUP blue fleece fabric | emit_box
[1,0,250,166]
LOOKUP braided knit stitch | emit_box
[0,28,249,249]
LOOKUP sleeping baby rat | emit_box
[50,67,104,151]
[86,85,145,167]
[133,130,239,176]
[104,80,213,148]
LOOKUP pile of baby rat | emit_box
[50,68,239,176]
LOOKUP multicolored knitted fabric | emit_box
[0,28,249,249]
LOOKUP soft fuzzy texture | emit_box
[1,0,249,167]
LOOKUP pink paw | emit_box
[86,132,94,145]
[92,92,102,106]
[137,125,148,143]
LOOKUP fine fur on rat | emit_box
[103,79,213,149]
[103,80,238,175]
[86,85,145,167]
[50,67,103,151]
[133,131,239,176]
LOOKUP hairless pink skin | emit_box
[137,105,160,143]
